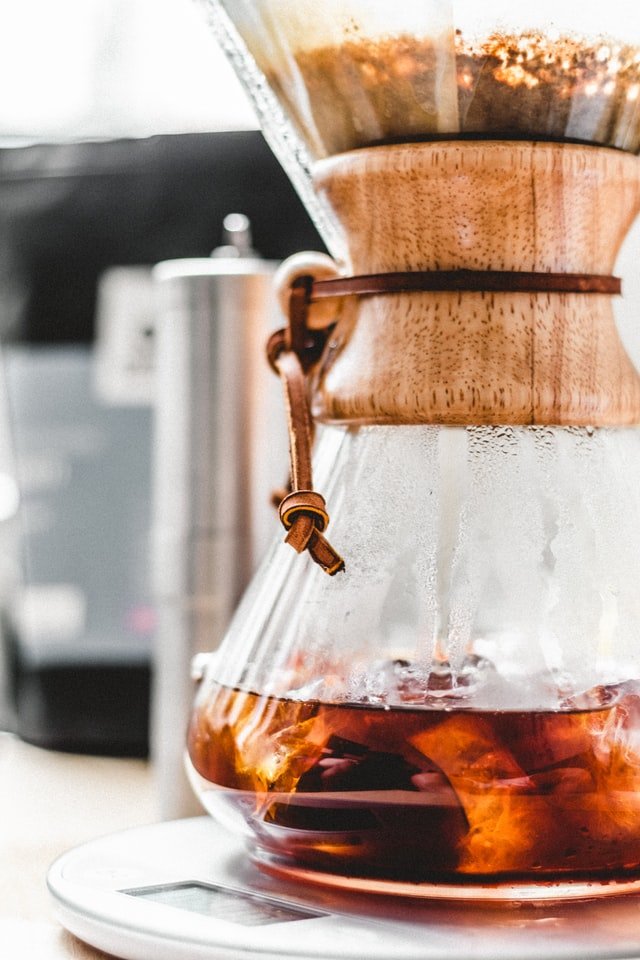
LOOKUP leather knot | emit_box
[278,491,344,576]
[279,490,329,532]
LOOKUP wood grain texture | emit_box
[310,141,640,425]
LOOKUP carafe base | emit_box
[253,851,640,903]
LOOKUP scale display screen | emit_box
[125,882,323,927]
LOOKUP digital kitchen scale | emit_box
[47,817,640,960]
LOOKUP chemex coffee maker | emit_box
[188,0,640,901]
[46,3,640,959]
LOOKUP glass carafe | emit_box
[188,0,640,899]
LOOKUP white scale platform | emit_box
[47,817,640,960]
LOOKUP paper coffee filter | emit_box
[227,0,456,51]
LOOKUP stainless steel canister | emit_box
[151,219,285,817]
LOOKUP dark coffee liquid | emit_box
[188,682,640,884]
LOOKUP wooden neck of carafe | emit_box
[310,141,640,426]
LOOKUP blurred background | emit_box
[0,0,323,778]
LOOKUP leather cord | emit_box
[309,270,622,299]
[267,277,344,577]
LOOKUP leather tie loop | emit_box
[269,275,344,576]
[279,490,330,533]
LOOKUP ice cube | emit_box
[551,693,640,856]
[531,767,595,796]
[296,735,423,793]
[506,713,594,773]
[410,714,561,874]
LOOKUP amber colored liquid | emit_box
[188,683,640,885]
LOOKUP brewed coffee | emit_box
[189,680,640,885]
